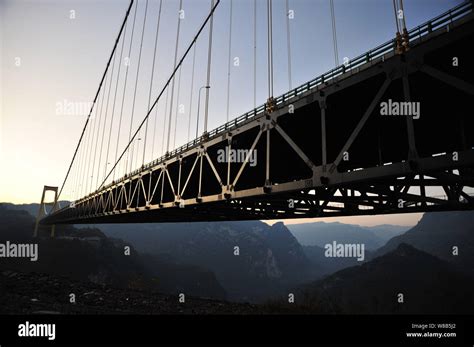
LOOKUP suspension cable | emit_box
[330,0,339,66]
[203,0,215,134]
[285,0,292,89]
[161,88,170,155]
[166,0,183,153]
[104,19,128,183]
[128,0,149,173]
[96,45,117,189]
[393,0,409,53]
[89,71,108,193]
[55,0,134,203]
[187,44,197,142]
[253,0,257,109]
[99,0,221,189]
[226,0,233,122]
[267,0,274,98]
[173,67,183,149]
[143,0,163,166]
[393,0,400,33]
[151,98,160,159]
[114,1,137,180]
[79,109,93,197]
[399,0,407,30]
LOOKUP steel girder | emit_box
[41,14,474,224]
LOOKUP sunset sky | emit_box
[0,0,462,227]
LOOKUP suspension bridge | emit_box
[36,0,474,232]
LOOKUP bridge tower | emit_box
[34,185,59,238]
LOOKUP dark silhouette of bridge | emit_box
[38,0,474,231]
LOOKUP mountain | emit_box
[285,243,474,314]
[302,244,373,276]
[1,203,319,302]
[365,224,410,242]
[0,201,69,218]
[374,211,474,275]
[96,220,315,302]
[287,221,406,250]
[0,204,226,300]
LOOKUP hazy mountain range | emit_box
[287,221,409,249]
[2,201,474,313]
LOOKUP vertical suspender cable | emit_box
[285,0,292,90]
[99,0,221,189]
[104,20,128,183]
[128,0,149,173]
[226,0,233,122]
[161,88,170,155]
[71,130,83,200]
[172,67,182,148]
[88,72,107,193]
[96,48,117,189]
[55,0,134,203]
[150,1,164,160]
[253,0,257,109]
[187,44,197,142]
[79,111,93,197]
[399,0,407,30]
[330,0,339,66]
[143,0,163,166]
[166,0,183,153]
[203,0,215,134]
[267,0,274,98]
[393,0,400,33]
[115,1,138,179]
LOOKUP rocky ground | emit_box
[0,270,262,314]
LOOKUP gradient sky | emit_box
[0,0,463,226]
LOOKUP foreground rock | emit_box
[0,270,260,314]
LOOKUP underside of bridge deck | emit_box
[42,11,474,225]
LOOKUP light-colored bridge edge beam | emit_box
[205,152,224,187]
[179,156,198,197]
[149,170,163,204]
[232,129,263,189]
[140,179,147,207]
[419,64,474,95]
[329,78,391,174]
[165,169,176,197]
[274,124,315,170]
[147,171,153,206]
[160,168,165,205]
[198,154,204,199]
[127,178,140,209]
[177,159,182,200]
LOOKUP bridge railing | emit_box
[102,0,472,193]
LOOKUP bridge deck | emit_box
[42,2,474,224]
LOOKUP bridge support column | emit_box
[319,96,327,172]
[34,185,59,238]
